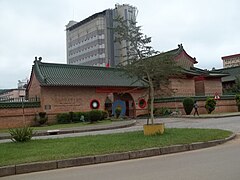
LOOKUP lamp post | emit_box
[19,89,26,126]
[173,88,178,112]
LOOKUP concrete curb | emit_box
[181,113,240,119]
[0,133,236,177]
[0,120,137,140]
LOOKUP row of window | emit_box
[68,34,105,49]
[69,44,105,57]
[70,53,106,64]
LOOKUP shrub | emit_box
[101,110,109,120]
[89,110,102,123]
[69,112,79,123]
[76,112,90,122]
[9,126,34,142]
[56,113,71,124]
[236,94,240,111]
[35,112,48,125]
[183,97,194,115]
[205,97,216,114]
[154,107,172,116]
[115,107,122,118]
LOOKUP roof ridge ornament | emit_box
[34,56,42,63]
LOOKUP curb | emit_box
[0,120,137,140]
[0,133,236,177]
[181,113,240,119]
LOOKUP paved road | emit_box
[3,136,240,180]
[157,116,240,133]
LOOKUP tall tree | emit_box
[114,16,182,124]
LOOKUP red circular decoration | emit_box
[90,99,100,109]
[138,99,147,109]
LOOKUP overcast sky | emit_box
[0,0,239,89]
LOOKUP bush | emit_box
[205,97,216,114]
[89,110,103,123]
[154,107,172,116]
[75,112,90,122]
[69,112,81,123]
[9,126,34,142]
[101,110,109,120]
[183,97,194,115]
[35,112,48,125]
[56,113,71,124]
[115,107,122,118]
[236,94,240,112]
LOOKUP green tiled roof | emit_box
[152,44,198,64]
[213,66,240,82]
[32,61,147,87]
[192,67,229,77]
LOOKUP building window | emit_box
[138,99,147,109]
[90,99,100,109]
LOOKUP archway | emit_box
[113,93,135,117]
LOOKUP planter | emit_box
[143,123,165,136]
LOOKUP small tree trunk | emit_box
[146,72,154,124]
[150,83,154,124]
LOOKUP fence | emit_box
[0,97,40,109]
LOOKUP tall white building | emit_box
[66,4,137,67]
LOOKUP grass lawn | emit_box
[0,128,232,167]
[0,120,112,133]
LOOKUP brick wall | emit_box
[0,107,41,129]
[154,99,237,115]
[204,78,223,96]
[156,78,195,97]
[170,78,195,96]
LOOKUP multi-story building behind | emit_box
[222,53,240,68]
[65,4,137,67]
[0,79,28,101]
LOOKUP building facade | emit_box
[0,79,28,101]
[222,53,240,68]
[66,4,137,67]
[27,60,148,118]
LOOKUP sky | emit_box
[0,0,239,89]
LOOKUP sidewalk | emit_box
[181,112,240,118]
[0,120,137,141]
[1,112,240,141]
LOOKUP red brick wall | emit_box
[28,72,41,101]
[170,78,195,96]
[40,86,148,116]
[0,107,41,129]
[204,78,223,96]
[155,78,195,97]
[154,99,237,115]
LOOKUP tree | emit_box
[223,76,240,94]
[114,16,182,124]
[205,97,216,114]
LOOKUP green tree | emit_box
[114,16,182,124]
[183,97,194,115]
[205,97,216,114]
[223,76,240,94]
[235,94,240,111]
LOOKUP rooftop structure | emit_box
[222,53,240,68]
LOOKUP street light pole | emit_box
[20,95,25,126]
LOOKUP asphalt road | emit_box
[3,136,240,180]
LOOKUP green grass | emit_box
[0,120,112,133]
[0,128,232,167]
